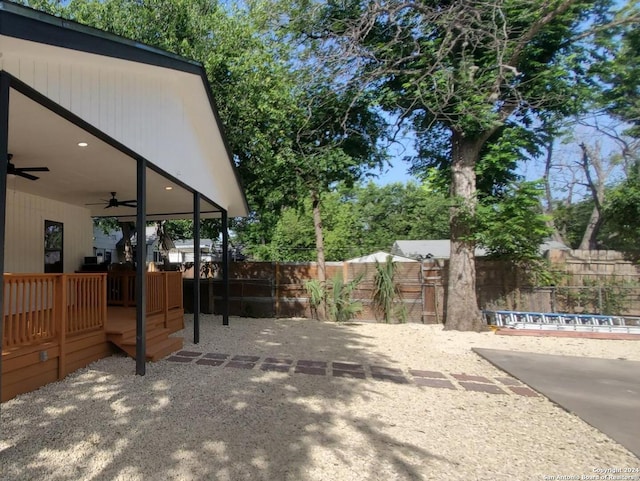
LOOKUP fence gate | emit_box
[420,261,442,323]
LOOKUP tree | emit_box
[269,205,316,261]
[293,0,632,330]
[541,115,639,250]
[595,10,640,138]
[605,164,640,248]
[357,181,450,252]
[27,0,304,243]
[476,181,552,263]
[254,182,451,262]
[286,81,387,317]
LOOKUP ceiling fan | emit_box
[87,192,137,209]
[7,153,50,181]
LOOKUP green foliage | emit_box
[372,256,407,323]
[290,0,621,329]
[93,217,120,235]
[357,181,450,253]
[475,181,552,264]
[593,5,640,137]
[163,220,194,241]
[269,207,316,261]
[326,273,363,323]
[27,0,306,226]
[304,278,325,320]
[556,278,638,315]
[550,166,640,252]
[604,166,640,248]
[246,181,451,261]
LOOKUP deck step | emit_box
[146,337,183,362]
[116,327,173,346]
[107,324,183,362]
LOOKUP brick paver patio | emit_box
[166,350,540,397]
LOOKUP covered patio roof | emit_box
[0,0,245,374]
[0,0,249,221]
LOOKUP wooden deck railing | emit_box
[106,271,136,307]
[65,274,108,335]
[3,271,182,351]
[106,271,183,316]
[167,272,183,310]
[146,272,164,316]
[3,274,57,348]
[3,273,107,350]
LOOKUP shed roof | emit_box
[391,240,488,259]
[346,251,418,263]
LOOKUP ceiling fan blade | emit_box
[119,200,137,207]
[16,171,39,181]
[18,167,50,172]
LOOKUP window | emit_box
[44,220,63,273]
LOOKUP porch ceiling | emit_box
[7,89,219,220]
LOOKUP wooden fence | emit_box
[184,261,430,322]
[184,251,640,322]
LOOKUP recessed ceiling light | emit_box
[78,142,88,147]
[165,186,173,191]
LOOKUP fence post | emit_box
[57,275,67,381]
[598,286,603,315]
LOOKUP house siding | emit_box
[0,38,238,213]
[4,189,93,273]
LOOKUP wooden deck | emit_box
[2,272,184,402]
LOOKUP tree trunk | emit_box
[578,142,606,251]
[578,205,604,250]
[443,131,484,331]
[311,190,327,320]
[542,136,568,245]
[155,220,173,268]
[119,221,135,265]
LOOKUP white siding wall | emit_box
[0,40,237,212]
[4,190,93,273]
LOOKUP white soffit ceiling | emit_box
[7,89,220,220]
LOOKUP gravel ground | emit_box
[1,315,639,481]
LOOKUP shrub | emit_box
[327,273,363,322]
[372,256,407,323]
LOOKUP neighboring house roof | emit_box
[0,0,248,220]
[391,240,488,260]
[172,239,217,252]
[392,239,571,260]
[93,226,123,250]
[117,226,161,248]
[346,251,418,263]
[539,240,570,254]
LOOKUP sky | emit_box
[372,115,632,198]
[372,156,418,185]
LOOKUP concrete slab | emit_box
[473,348,640,460]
